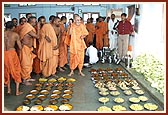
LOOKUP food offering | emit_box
[110,91,120,96]
[64,90,73,95]
[34,99,42,105]
[45,86,52,91]
[97,106,112,112]
[58,77,67,83]
[99,91,109,96]
[129,97,140,103]
[50,99,58,105]
[115,68,123,73]
[113,97,124,104]
[48,78,57,83]
[61,99,69,104]
[56,86,63,90]
[144,103,158,111]
[123,90,132,96]
[35,86,42,91]
[138,96,148,102]
[135,90,145,95]
[132,85,141,90]
[50,94,60,99]
[52,90,62,95]
[98,97,110,104]
[23,99,31,105]
[39,78,48,83]
[59,104,73,111]
[35,83,43,87]
[112,105,127,111]
[16,106,30,111]
[62,94,72,99]
[44,105,58,111]
[129,104,144,111]
[30,105,44,111]
[66,78,76,83]
[30,90,39,95]
[26,94,36,100]
[65,83,74,88]
[40,90,49,95]
[37,95,47,101]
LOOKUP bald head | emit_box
[75,16,81,26]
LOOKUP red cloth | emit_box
[117,20,133,35]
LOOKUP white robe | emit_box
[108,19,118,50]
[86,45,99,64]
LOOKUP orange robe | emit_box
[64,26,71,46]
[33,26,41,74]
[69,23,88,70]
[19,23,36,80]
[85,23,95,47]
[4,50,22,85]
[38,23,59,77]
[59,23,68,67]
[103,22,109,47]
[95,21,106,50]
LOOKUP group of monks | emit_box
[4,13,90,96]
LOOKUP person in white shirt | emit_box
[85,42,99,64]
[108,14,119,50]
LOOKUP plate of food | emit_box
[35,86,42,91]
[37,95,47,101]
[44,105,58,111]
[25,94,36,100]
[30,105,44,111]
[30,90,39,95]
[59,104,73,111]
[34,99,42,105]
[65,83,74,88]
[112,105,127,111]
[135,90,145,95]
[123,90,132,96]
[56,86,63,90]
[98,97,110,104]
[61,99,69,104]
[66,78,76,83]
[138,96,148,102]
[23,99,31,105]
[62,94,72,99]
[35,83,42,87]
[110,91,120,96]
[129,97,140,103]
[97,106,112,112]
[129,104,144,111]
[48,78,57,83]
[40,90,49,95]
[98,87,108,92]
[108,86,117,91]
[132,85,141,90]
[64,90,73,95]
[52,90,62,95]
[113,97,124,104]
[58,77,67,83]
[45,86,52,91]
[50,99,58,105]
[39,78,48,83]
[50,94,60,99]
[144,103,158,111]
[16,105,30,111]
[99,91,109,96]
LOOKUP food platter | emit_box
[39,78,48,83]
[113,97,124,104]
[37,95,47,101]
[16,105,30,111]
[66,78,76,82]
[40,90,49,95]
[62,94,72,99]
[138,96,148,102]
[99,91,109,96]
[58,77,67,83]
[144,103,158,111]
[98,97,110,104]
[59,104,73,111]
[50,94,60,99]
[64,90,73,95]
[61,99,69,104]
[34,99,42,105]
[123,90,132,96]
[97,106,112,112]
[135,90,145,95]
[129,104,144,111]
[30,105,44,111]
[112,105,127,111]
[30,90,39,95]
[52,90,62,95]
[44,105,58,111]
[23,99,31,105]
[48,78,57,83]
[129,97,140,103]
[50,99,58,105]
[26,94,36,100]
[110,91,120,96]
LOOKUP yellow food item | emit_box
[98,97,110,103]
[66,78,76,82]
[130,104,144,111]
[48,78,57,83]
[97,106,112,112]
[59,104,73,111]
[124,90,132,95]
[58,77,66,82]
[114,97,124,103]
[135,90,144,95]
[16,106,29,111]
[112,105,126,111]
[99,91,109,96]
[37,105,43,111]
[139,96,148,102]
[47,105,58,111]
[39,78,48,82]
[110,91,120,96]
[144,103,158,110]
[129,97,140,103]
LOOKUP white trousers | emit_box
[109,32,117,50]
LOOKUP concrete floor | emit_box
[3,62,164,112]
